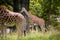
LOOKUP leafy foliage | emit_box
[30,0,60,27]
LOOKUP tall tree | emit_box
[20,0,30,11]
[39,0,60,28]
[13,0,20,12]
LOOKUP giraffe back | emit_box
[0,6,25,26]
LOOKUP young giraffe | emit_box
[21,7,46,32]
[0,6,27,40]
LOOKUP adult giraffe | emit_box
[0,6,27,40]
[21,7,46,32]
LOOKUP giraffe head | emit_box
[21,7,27,13]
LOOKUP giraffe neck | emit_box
[21,9,33,19]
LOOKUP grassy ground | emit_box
[0,29,60,40]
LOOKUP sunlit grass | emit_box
[0,29,60,40]
[21,30,60,40]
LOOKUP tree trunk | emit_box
[46,0,52,29]
[13,0,20,12]
[20,0,30,11]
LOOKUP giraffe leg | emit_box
[40,24,46,32]
[16,18,26,40]
[16,24,25,40]
[0,25,4,40]
[3,25,7,40]
[2,25,7,40]
[30,21,34,31]
[0,25,7,40]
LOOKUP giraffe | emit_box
[0,6,27,40]
[21,7,46,32]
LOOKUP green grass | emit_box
[0,29,60,40]
[21,31,60,40]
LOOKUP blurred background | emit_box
[0,0,60,40]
